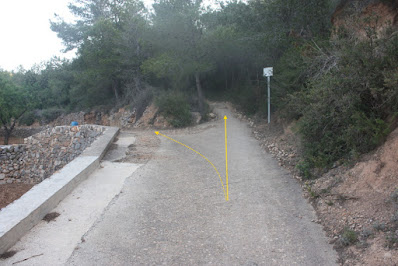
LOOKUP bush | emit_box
[386,232,398,249]
[296,160,312,180]
[360,228,374,239]
[340,228,358,246]
[390,188,398,203]
[286,25,398,168]
[274,44,310,116]
[155,91,192,128]
[228,85,259,116]
[19,111,38,126]
[41,108,65,124]
[373,222,387,232]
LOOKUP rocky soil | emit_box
[47,103,171,130]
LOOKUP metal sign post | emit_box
[263,67,273,124]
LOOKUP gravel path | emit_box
[67,103,338,265]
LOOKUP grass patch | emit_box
[305,184,319,199]
[339,227,358,246]
[386,232,398,249]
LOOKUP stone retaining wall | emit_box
[0,125,105,184]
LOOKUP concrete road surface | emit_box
[66,103,337,265]
[2,103,337,265]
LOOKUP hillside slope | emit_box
[312,127,398,265]
[243,106,398,265]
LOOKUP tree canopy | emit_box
[0,71,30,144]
[5,0,398,170]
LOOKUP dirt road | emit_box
[65,103,337,265]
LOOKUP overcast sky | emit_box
[0,0,155,71]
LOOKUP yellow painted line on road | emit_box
[224,116,229,201]
[155,131,228,201]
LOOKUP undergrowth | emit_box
[155,90,192,128]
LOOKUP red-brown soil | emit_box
[0,183,34,210]
[0,137,24,145]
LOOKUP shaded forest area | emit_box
[1,0,398,174]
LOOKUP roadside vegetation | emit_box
[1,0,397,176]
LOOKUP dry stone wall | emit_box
[0,125,105,184]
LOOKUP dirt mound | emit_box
[332,0,398,38]
[311,128,398,265]
[133,103,170,129]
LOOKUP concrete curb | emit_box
[0,126,119,254]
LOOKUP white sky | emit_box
[0,0,225,72]
[0,0,155,71]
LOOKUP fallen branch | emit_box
[12,253,44,265]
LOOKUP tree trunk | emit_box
[134,75,142,92]
[112,80,119,102]
[1,124,12,145]
[3,122,15,145]
[195,72,204,115]
[0,110,26,145]
[4,130,10,145]
[256,71,261,107]
[224,68,228,91]
[231,70,235,89]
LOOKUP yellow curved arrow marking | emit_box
[155,131,228,201]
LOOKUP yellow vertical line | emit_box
[225,117,229,201]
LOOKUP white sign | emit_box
[263,67,273,77]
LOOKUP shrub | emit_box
[360,228,374,239]
[228,85,259,116]
[340,228,358,246]
[296,160,312,180]
[386,232,398,249]
[41,108,65,124]
[390,188,398,204]
[155,91,192,128]
[274,44,310,116]
[289,25,398,168]
[372,222,387,232]
[390,210,398,224]
[19,111,37,126]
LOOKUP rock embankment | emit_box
[0,125,104,184]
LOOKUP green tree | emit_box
[0,71,30,144]
[51,0,147,107]
[144,0,214,114]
